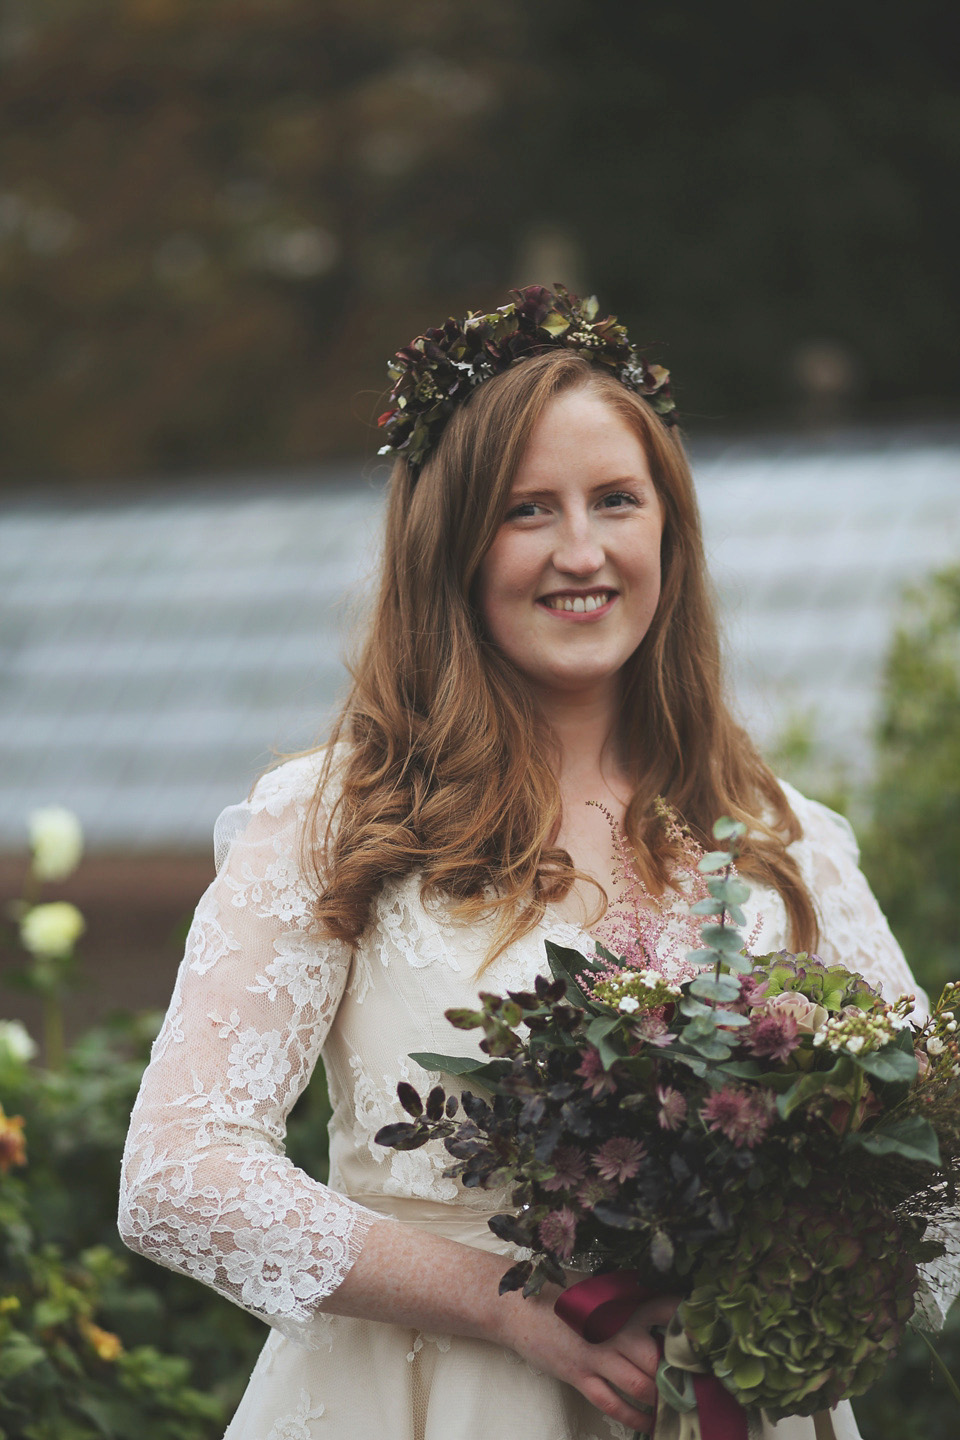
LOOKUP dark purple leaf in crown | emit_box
[377,284,677,474]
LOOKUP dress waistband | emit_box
[348,1193,510,1255]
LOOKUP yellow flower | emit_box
[0,1296,21,1314]
[82,1320,123,1362]
[28,806,84,882]
[0,1104,27,1172]
[20,901,85,959]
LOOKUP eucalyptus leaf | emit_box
[698,852,731,873]
[699,925,745,953]
[712,816,747,842]
[680,995,715,1018]
[707,876,751,905]
[690,973,742,1002]
[689,898,723,917]
[715,1009,750,1027]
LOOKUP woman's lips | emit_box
[536,589,617,619]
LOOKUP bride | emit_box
[118,285,922,1439]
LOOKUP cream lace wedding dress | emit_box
[118,748,935,1440]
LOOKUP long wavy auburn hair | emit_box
[306,350,819,963]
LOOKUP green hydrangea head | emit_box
[679,1176,917,1419]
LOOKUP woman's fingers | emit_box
[633,1294,682,1330]
[581,1373,657,1434]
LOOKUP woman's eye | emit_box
[505,501,542,520]
[599,491,638,509]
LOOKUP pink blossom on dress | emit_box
[656,1084,688,1131]
[538,1207,578,1260]
[700,1086,775,1148]
[592,1136,647,1183]
[542,1145,588,1192]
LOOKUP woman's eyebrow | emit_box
[507,474,649,501]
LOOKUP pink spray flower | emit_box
[538,1207,578,1260]
[592,1136,647,1183]
[700,1086,775,1149]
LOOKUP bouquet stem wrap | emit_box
[555,1274,758,1440]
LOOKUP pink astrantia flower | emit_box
[576,1047,617,1098]
[542,1145,587,1192]
[747,1011,800,1063]
[592,1136,647,1183]
[656,1084,688,1131]
[700,1086,775,1149]
[538,1207,578,1260]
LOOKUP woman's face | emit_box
[475,387,664,706]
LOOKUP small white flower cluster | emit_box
[812,1007,899,1055]
[594,967,682,1016]
[919,1010,960,1074]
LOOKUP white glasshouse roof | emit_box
[1,428,958,850]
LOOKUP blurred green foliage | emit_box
[1,0,958,482]
[0,1010,333,1436]
[769,563,960,1439]
[859,566,960,1004]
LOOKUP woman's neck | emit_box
[538,683,627,802]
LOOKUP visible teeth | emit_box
[545,591,611,612]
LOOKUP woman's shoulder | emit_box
[774,776,860,868]
[247,741,352,819]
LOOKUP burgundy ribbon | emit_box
[554,1272,748,1440]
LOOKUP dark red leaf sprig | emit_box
[377,283,677,475]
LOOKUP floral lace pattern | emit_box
[118,753,379,1347]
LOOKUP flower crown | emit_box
[376,282,677,475]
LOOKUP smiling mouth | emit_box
[538,589,616,614]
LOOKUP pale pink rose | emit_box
[764,991,829,1036]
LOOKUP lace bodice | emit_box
[118,753,930,1348]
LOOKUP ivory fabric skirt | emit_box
[223,1304,863,1440]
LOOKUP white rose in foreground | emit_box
[0,1020,37,1063]
[20,902,86,959]
[28,806,84,882]
[765,990,829,1036]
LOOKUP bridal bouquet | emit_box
[376,817,960,1423]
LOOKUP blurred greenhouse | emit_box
[1,427,958,853]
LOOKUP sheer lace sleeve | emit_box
[779,779,930,1019]
[117,752,378,1347]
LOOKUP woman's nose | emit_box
[552,515,605,576]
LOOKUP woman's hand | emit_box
[494,1284,681,1432]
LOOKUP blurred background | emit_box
[1,3,959,1435]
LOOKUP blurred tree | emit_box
[0,0,528,479]
[0,0,958,482]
